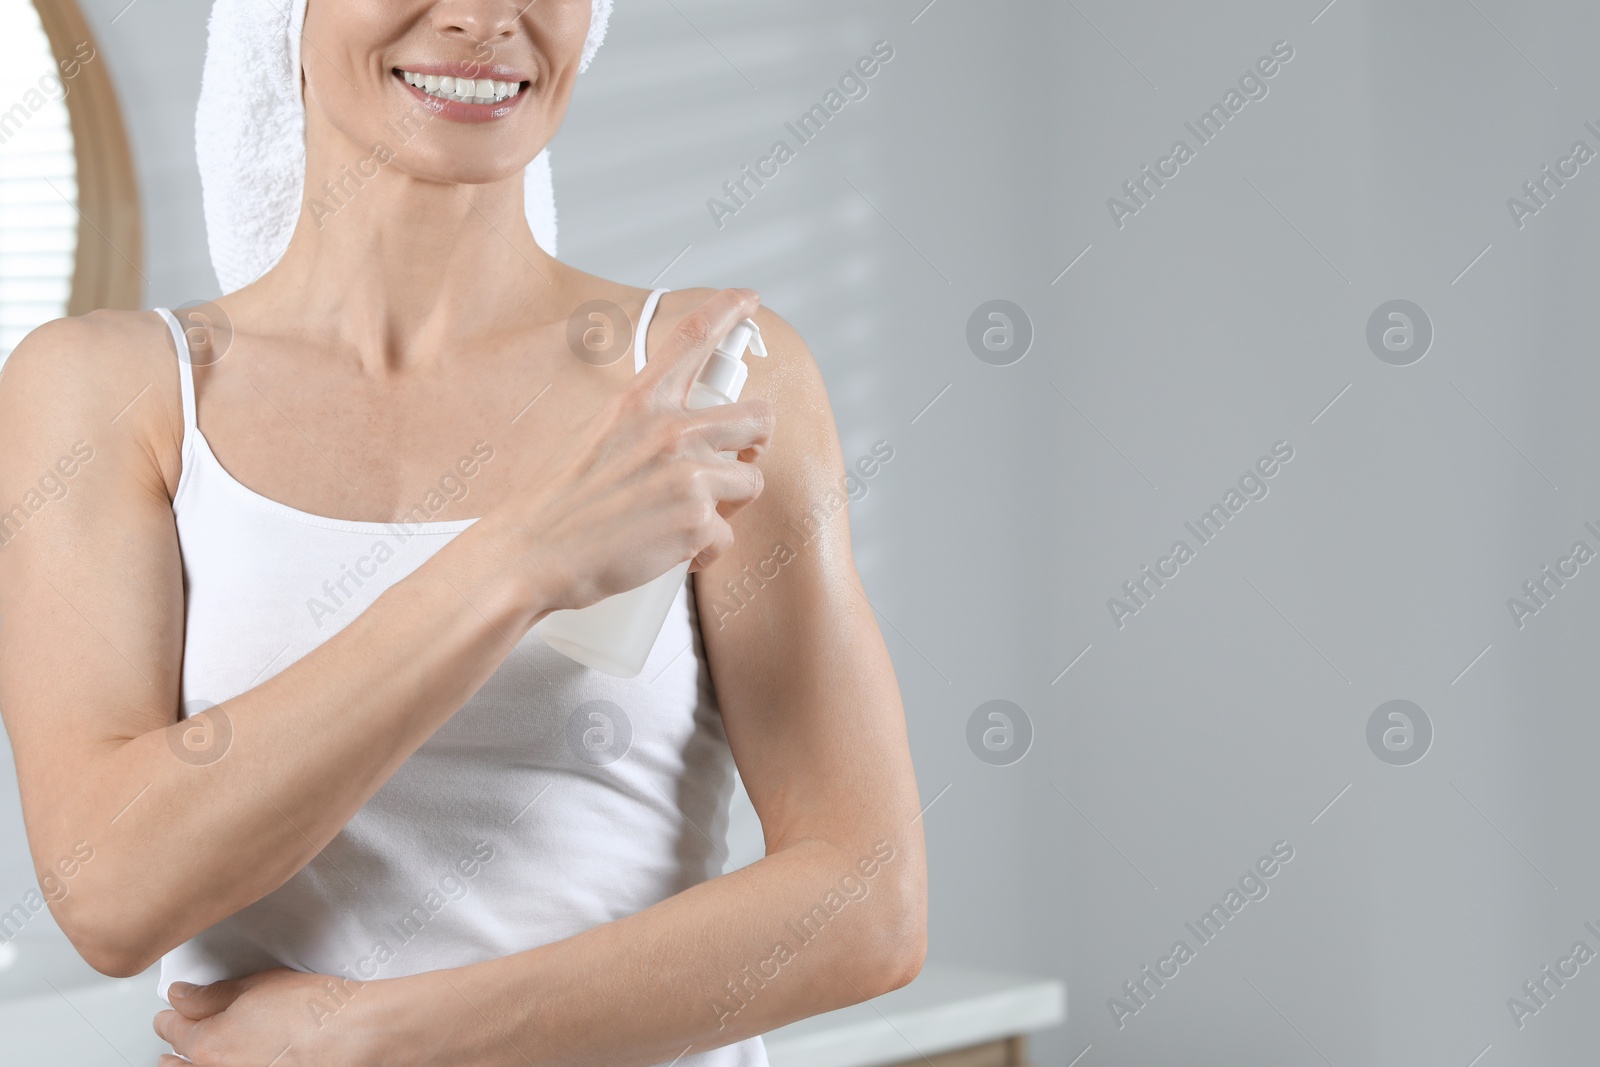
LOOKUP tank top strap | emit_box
[153,307,198,449]
[633,288,671,374]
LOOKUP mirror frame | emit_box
[32,0,142,314]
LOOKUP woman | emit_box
[0,1,926,1064]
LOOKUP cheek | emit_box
[300,2,403,115]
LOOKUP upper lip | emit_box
[393,61,531,83]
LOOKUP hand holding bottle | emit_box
[491,288,774,619]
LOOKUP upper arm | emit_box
[687,298,923,876]
[0,313,187,865]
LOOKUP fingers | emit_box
[169,978,242,1020]
[689,519,735,572]
[639,288,761,404]
[687,399,770,539]
[704,451,764,507]
[686,397,775,457]
[153,1008,201,1058]
[681,455,763,572]
[701,457,764,540]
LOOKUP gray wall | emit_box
[3,1,1597,1065]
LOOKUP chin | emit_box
[403,152,536,187]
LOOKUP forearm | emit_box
[50,513,548,975]
[384,833,925,1067]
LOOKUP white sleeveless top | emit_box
[154,290,767,1067]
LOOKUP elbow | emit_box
[86,945,158,980]
[66,927,158,980]
[82,950,153,981]
[876,911,927,995]
[856,876,928,999]
[52,899,161,979]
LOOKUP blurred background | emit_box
[4,0,1599,1064]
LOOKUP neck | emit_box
[250,120,566,371]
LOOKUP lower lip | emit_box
[394,73,528,123]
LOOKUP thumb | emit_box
[168,978,244,1020]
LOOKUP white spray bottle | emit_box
[537,317,768,678]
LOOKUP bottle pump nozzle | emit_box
[696,318,768,404]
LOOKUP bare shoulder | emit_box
[0,309,186,496]
[559,273,824,389]
[656,288,849,521]
[653,287,829,409]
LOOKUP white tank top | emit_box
[153,290,766,1067]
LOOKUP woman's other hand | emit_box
[154,968,414,1067]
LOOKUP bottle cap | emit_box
[697,317,768,403]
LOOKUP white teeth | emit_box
[398,69,524,105]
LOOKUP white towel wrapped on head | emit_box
[195,0,614,293]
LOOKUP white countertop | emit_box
[762,963,1066,1067]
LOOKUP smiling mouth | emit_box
[394,68,528,105]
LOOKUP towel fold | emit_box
[196,0,614,292]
